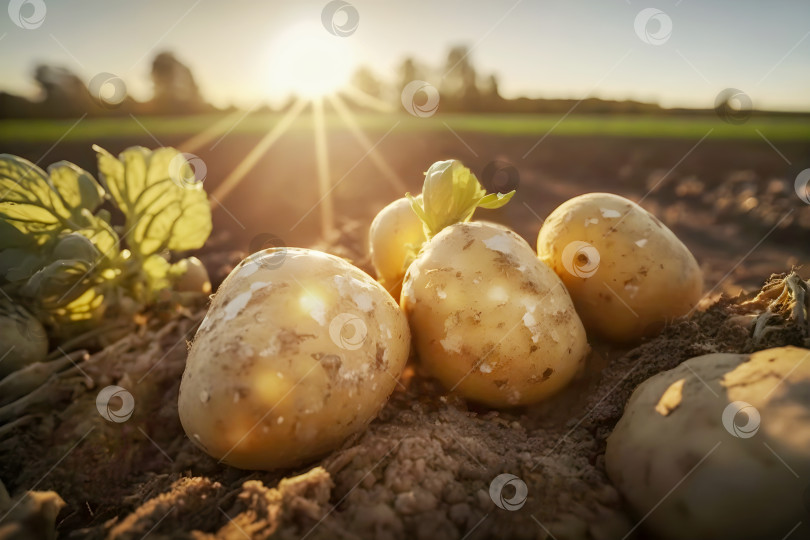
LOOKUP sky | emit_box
[0,0,808,111]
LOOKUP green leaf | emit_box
[0,248,47,283]
[0,154,67,242]
[48,161,105,216]
[414,159,516,238]
[478,191,515,209]
[95,145,212,257]
[52,232,100,263]
[21,259,94,309]
[0,155,106,246]
[74,209,119,262]
[142,254,171,297]
[0,219,35,250]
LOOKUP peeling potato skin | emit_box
[401,222,589,408]
[537,192,703,343]
[178,248,411,471]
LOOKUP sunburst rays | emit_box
[179,84,402,238]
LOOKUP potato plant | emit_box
[0,146,212,373]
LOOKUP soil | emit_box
[1,132,809,539]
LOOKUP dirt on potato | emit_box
[1,215,807,540]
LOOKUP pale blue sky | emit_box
[0,0,808,110]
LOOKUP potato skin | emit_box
[369,197,426,300]
[402,222,589,407]
[606,347,810,540]
[178,248,410,470]
[537,193,702,343]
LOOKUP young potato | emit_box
[369,196,426,300]
[402,222,589,407]
[178,248,410,470]
[170,256,211,295]
[537,193,702,343]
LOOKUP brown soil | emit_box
[1,133,809,539]
[1,233,806,540]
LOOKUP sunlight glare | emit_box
[267,22,354,98]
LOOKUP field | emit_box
[3,112,810,143]
[2,111,808,292]
[2,111,810,539]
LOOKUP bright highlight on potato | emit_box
[537,192,703,343]
[178,248,410,470]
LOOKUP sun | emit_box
[266,22,355,99]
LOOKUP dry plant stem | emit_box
[750,271,810,343]
[45,323,129,361]
[0,414,40,439]
[0,365,83,424]
[0,351,85,407]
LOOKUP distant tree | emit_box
[397,57,422,92]
[350,66,383,98]
[442,46,480,111]
[150,52,208,114]
[479,74,503,112]
[33,65,92,117]
[482,74,500,99]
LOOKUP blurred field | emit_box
[2,112,810,143]
[2,112,809,296]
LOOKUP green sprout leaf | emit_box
[408,159,516,239]
[478,191,515,209]
[94,145,212,258]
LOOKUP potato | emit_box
[170,256,211,295]
[606,346,810,540]
[178,248,410,470]
[537,193,702,343]
[369,196,426,299]
[402,222,589,407]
